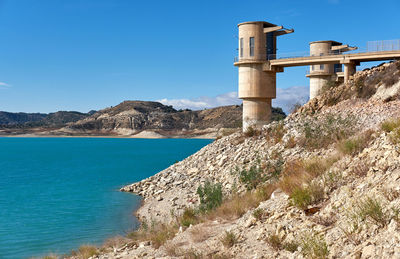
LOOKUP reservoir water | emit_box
[0,137,211,259]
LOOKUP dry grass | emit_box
[381,118,400,132]
[265,121,286,144]
[284,135,297,148]
[351,197,391,228]
[300,233,329,259]
[298,113,357,150]
[127,221,178,249]
[266,234,282,250]
[206,184,275,221]
[244,126,261,138]
[337,130,374,156]
[220,231,238,248]
[71,245,99,259]
[279,156,339,210]
[102,235,131,250]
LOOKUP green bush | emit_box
[300,233,329,259]
[197,181,223,212]
[237,163,264,190]
[290,184,324,210]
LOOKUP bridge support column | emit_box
[344,62,356,82]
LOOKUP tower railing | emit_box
[234,39,400,62]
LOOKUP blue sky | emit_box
[0,0,399,113]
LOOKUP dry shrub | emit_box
[265,121,286,144]
[284,135,297,148]
[244,126,261,137]
[206,184,275,220]
[71,245,99,259]
[381,117,400,132]
[289,183,324,210]
[266,234,283,250]
[300,233,329,259]
[102,235,131,250]
[278,160,311,195]
[337,130,375,156]
[127,221,178,249]
[298,113,357,150]
[220,231,237,248]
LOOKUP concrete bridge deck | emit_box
[269,50,400,67]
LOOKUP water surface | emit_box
[0,137,211,259]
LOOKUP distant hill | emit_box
[0,101,286,137]
[66,101,286,135]
[0,111,91,128]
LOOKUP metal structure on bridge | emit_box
[234,21,400,131]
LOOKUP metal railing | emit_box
[234,39,400,62]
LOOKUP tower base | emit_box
[242,98,272,132]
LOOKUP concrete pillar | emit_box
[344,62,356,82]
[242,98,271,130]
[307,41,335,99]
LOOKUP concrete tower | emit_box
[234,21,293,131]
[307,41,357,99]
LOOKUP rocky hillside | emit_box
[63,61,400,259]
[62,101,285,137]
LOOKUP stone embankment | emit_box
[95,61,400,258]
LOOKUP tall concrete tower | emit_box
[307,41,357,99]
[234,21,293,131]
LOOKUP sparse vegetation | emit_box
[289,183,324,210]
[265,121,286,144]
[298,113,357,150]
[300,233,329,259]
[71,245,99,259]
[351,197,390,227]
[180,207,199,227]
[381,118,400,133]
[236,154,283,190]
[266,234,282,250]
[221,231,238,248]
[337,130,374,156]
[244,126,260,137]
[197,181,223,212]
[127,220,178,249]
[252,208,264,220]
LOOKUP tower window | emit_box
[240,38,243,57]
[320,64,325,70]
[249,37,255,57]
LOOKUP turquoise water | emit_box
[0,137,211,259]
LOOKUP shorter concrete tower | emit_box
[307,41,357,99]
[234,21,293,131]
